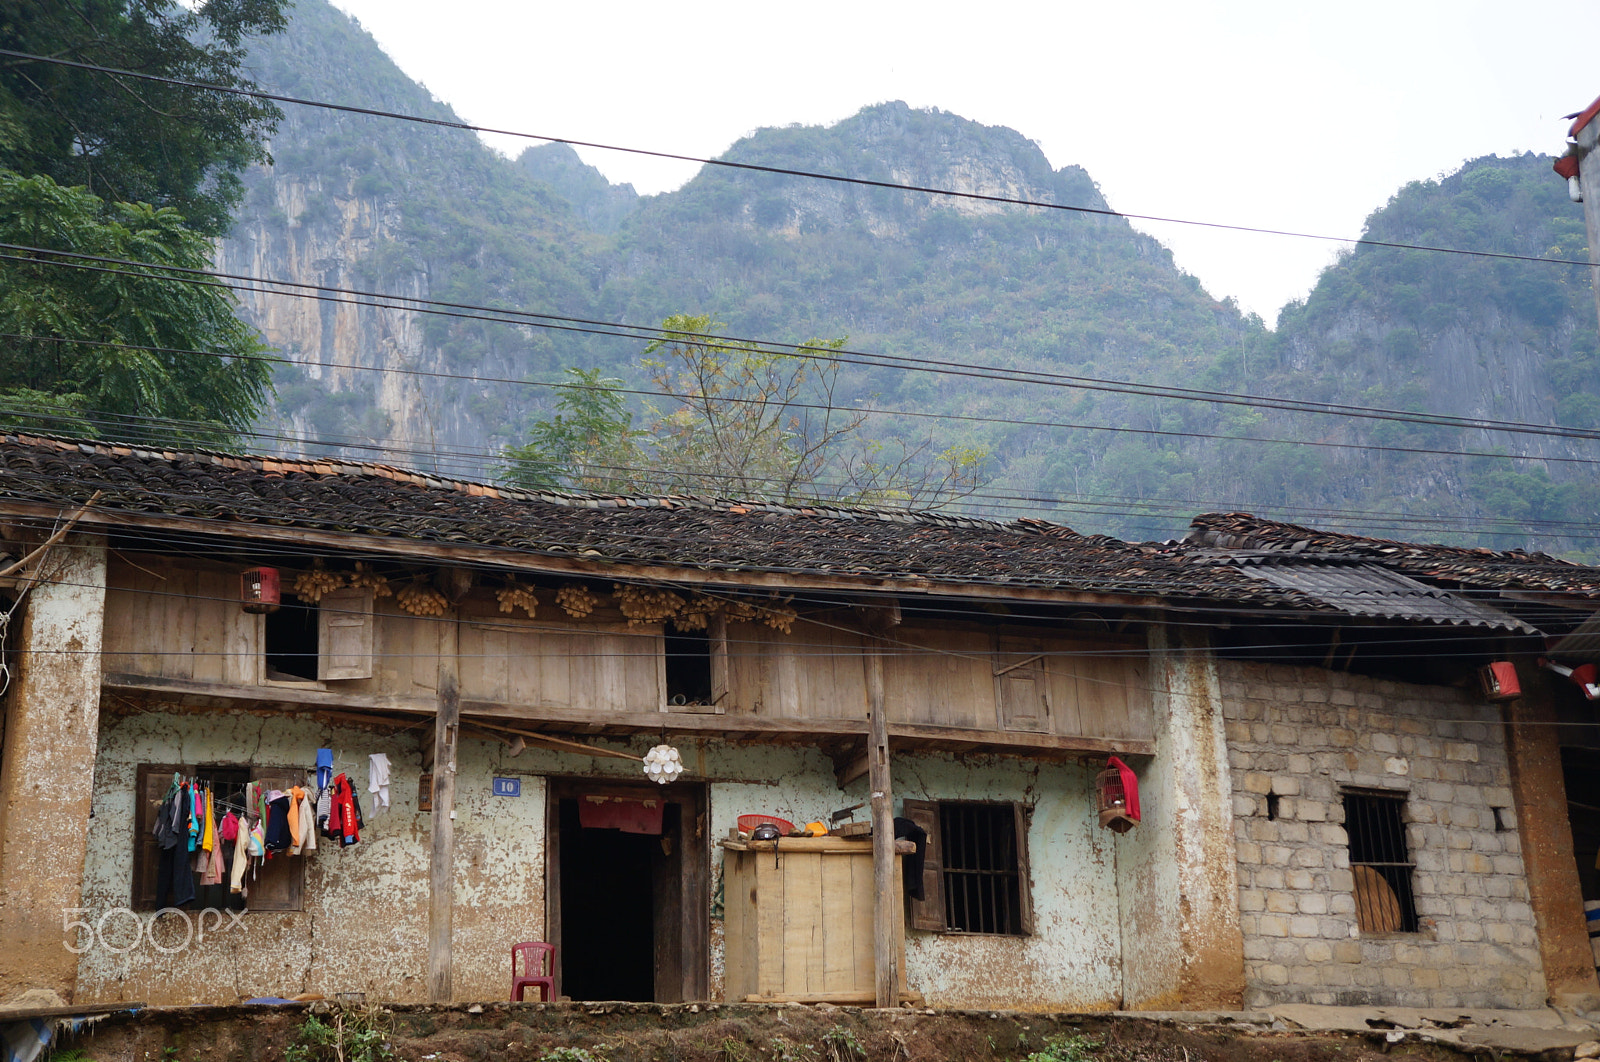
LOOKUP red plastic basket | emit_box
[737,814,796,835]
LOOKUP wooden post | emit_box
[427,616,461,1003]
[865,631,897,1009]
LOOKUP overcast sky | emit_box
[329,0,1600,325]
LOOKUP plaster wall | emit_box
[76,707,545,1004]
[76,709,1127,1009]
[1218,660,1546,1009]
[0,536,107,1002]
[1116,626,1244,1010]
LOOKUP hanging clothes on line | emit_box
[368,753,390,814]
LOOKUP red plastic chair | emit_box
[510,941,556,1002]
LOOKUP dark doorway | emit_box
[557,796,658,1001]
[547,780,709,1002]
[1562,746,1600,902]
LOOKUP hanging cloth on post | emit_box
[368,754,391,813]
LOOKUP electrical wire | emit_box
[10,243,1600,447]
[0,48,1592,271]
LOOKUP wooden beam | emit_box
[427,615,461,1003]
[468,719,642,761]
[865,631,897,1009]
[832,745,870,789]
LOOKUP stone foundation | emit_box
[1218,660,1546,1009]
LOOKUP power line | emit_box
[10,242,1600,446]
[5,398,1600,543]
[16,332,1600,481]
[0,48,1591,272]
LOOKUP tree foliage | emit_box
[0,171,275,442]
[504,315,987,506]
[0,0,288,237]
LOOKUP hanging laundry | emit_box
[288,786,307,855]
[316,748,334,792]
[298,788,318,853]
[326,773,364,846]
[264,791,293,853]
[368,753,391,813]
[201,788,217,853]
[316,782,332,835]
[153,782,195,907]
[230,817,251,894]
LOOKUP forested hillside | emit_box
[221,0,1599,555]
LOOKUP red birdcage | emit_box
[1095,756,1141,834]
[241,567,281,613]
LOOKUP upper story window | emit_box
[262,586,373,684]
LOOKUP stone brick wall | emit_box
[1218,660,1547,1009]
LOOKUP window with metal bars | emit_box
[939,802,1026,935]
[1343,789,1418,934]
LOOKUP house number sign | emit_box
[492,777,521,797]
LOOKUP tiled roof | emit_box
[0,435,1581,626]
[1186,512,1600,598]
[0,434,1244,600]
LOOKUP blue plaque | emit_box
[492,777,521,797]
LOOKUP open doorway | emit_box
[547,779,709,1002]
[1562,746,1600,903]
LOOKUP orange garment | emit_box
[288,786,306,855]
[201,789,216,852]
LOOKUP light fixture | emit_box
[642,744,684,785]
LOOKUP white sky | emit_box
[328,0,1600,325]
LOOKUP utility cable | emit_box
[9,243,1600,446]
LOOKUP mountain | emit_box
[218,0,1597,555]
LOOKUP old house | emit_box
[0,435,1594,1013]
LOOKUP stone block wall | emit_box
[1217,660,1546,1009]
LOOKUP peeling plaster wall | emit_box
[1117,627,1244,1011]
[697,743,1121,1010]
[0,536,106,1002]
[76,708,545,1004]
[77,713,1127,1009]
[1219,660,1546,1009]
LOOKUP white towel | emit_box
[369,753,391,813]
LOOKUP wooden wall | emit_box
[102,559,1153,743]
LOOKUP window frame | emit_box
[901,798,1033,936]
[1342,787,1419,935]
[133,763,305,913]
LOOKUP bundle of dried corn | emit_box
[348,561,394,598]
[555,583,599,619]
[292,560,345,603]
[496,580,538,618]
[397,576,449,616]
[614,584,687,627]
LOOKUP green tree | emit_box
[501,367,645,492]
[504,314,987,506]
[0,0,289,236]
[0,171,274,442]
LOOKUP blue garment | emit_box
[316,748,334,791]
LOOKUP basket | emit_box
[737,814,796,835]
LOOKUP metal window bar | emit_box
[940,802,1022,935]
[1343,791,1419,934]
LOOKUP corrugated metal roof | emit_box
[1549,609,1600,660]
[1236,561,1537,633]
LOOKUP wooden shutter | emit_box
[1012,802,1034,935]
[318,587,374,681]
[133,764,184,911]
[247,768,306,912]
[995,639,1050,733]
[901,798,946,932]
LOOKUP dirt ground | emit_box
[51,1003,1501,1062]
